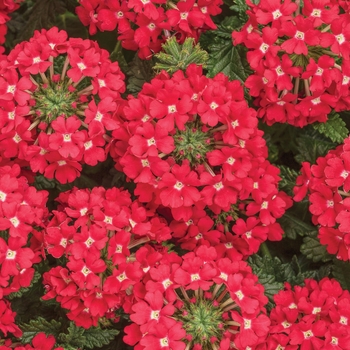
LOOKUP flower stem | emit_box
[339,190,350,197]
[60,56,70,81]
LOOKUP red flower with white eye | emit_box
[280,16,320,55]
[129,122,175,157]
[0,69,32,106]
[167,0,206,34]
[49,116,85,159]
[174,256,217,291]
[130,290,176,328]
[84,97,119,132]
[0,237,35,277]
[254,0,297,26]
[75,0,105,35]
[69,224,108,259]
[45,220,76,258]
[246,27,280,69]
[158,162,200,210]
[67,252,106,289]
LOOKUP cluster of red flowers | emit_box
[294,136,350,261]
[268,278,350,349]
[232,0,350,127]
[111,64,292,257]
[124,245,270,350]
[76,0,222,59]
[42,186,172,328]
[0,0,23,46]
[1,333,63,350]
[0,163,48,337]
[0,27,125,183]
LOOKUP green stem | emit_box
[260,242,272,258]
[110,40,128,71]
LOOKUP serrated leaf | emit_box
[207,40,251,83]
[8,271,41,300]
[294,128,336,164]
[57,322,85,347]
[313,113,349,144]
[229,0,249,23]
[83,327,119,349]
[301,233,333,262]
[203,16,252,82]
[279,212,316,239]
[20,317,62,344]
[332,259,350,291]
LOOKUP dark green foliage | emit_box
[332,259,350,290]
[279,211,316,240]
[20,317,62,344]
[301,231,333,262]
[312,113,349,144]
[201,17,252,82]
[248,254,327,309]
[126,55,156,95]
[277,165,299,196]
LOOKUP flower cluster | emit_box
[124,245,270,350]
[111,64,292,257]
[0,163,48,337]
[232,0,350,127]
[1,333,63,350]
[293,136,350,261]
[268,278,350,349]
[0,27,125,183]
[0,164,48,297]
[76,0,223,59]
[0,0,23,45]
[42,186,172,328]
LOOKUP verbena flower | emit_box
[75,0,223,59]
[294,137,350,261]
[124,245,270,350]
[233,0,350,127]
[0,27,125,183]
[111,64,292,257]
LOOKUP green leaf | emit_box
[57,322,85,347]
[8,271,41,300]
[204,17,252,83]
[126,55,155,95]
[249,254,325,299]
[279,212,316,239]
[83,327,119,349]
[301,232,333,262]
[20,317,62,344]
[248,255,284,308]
[312,113,349,144]
[229,0,249,22]
[56,322,119,349]
[154,37,209,74]
[332,259,350,291]
[294,128,336,164]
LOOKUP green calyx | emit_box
[173,123,214,165]
[32,79,78,123]
[177,298,225,348]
